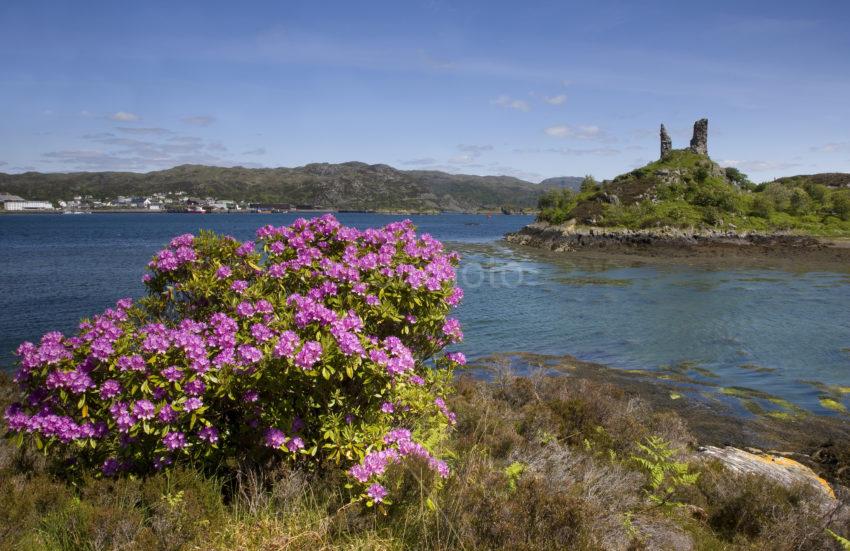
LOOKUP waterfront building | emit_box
[3,199,54,211]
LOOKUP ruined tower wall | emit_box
[689,118,708,155]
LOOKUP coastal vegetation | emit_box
[2,216,849,549]
[537,151,850,236]
[2,369,849,550]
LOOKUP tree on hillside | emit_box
[580,175,599,193]
[724,167,753,188]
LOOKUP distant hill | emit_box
[773,173,850,189]
[538,176,584,192]
[0,162,582,213]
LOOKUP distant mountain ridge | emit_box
[538,176,584,192]
[0,162,582,212]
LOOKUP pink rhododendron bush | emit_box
[4,214,466,503]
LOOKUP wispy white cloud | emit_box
[182,115,216,126]
[242,147,266,155]
[544,124,607,140]
[447,154,481,166]
[168,136,204,145]
[109,111,140,122]
[810,142,850,153]
[418,50,455,70]
[115,127,173,136]
[515,146,621,157]
[457,144,493,154]
[543,94,567,105]
[449,143,493,165]
[43,127,247,171]
[483,163,543,182]
[213,27,556,80]
[491,95,530,112]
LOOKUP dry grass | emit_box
[1,371,849,550]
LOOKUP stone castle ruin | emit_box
[660,118,708,159]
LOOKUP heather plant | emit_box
[3,214,466,503]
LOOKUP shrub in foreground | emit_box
[3,215,465,503]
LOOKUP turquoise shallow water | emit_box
[1,213,848,413]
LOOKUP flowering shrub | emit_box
[4,214,465,503]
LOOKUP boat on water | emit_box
[62,210,91,215]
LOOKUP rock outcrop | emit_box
[698,446,836,503]
[660,124,672,159]
[689,118,708,155]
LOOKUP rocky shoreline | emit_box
[505,221,850,264]
[471,352,850,500]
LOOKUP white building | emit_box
[4,200,54,211]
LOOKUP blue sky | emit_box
[1,0,849,182]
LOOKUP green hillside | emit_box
[0,162,579,213]
[537,150,850,236]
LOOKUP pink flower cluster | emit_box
[150,234,197,272]
[5,403,107,443]
[263,427,306,453]
[4,214,462,483]
[348,428,450,486]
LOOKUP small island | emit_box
[507,119,850,262]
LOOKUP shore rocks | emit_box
[698,445,836,503]
[503,222,850,263]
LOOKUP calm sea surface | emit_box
[1,213,849,413]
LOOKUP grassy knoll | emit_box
[538,151,850,236]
